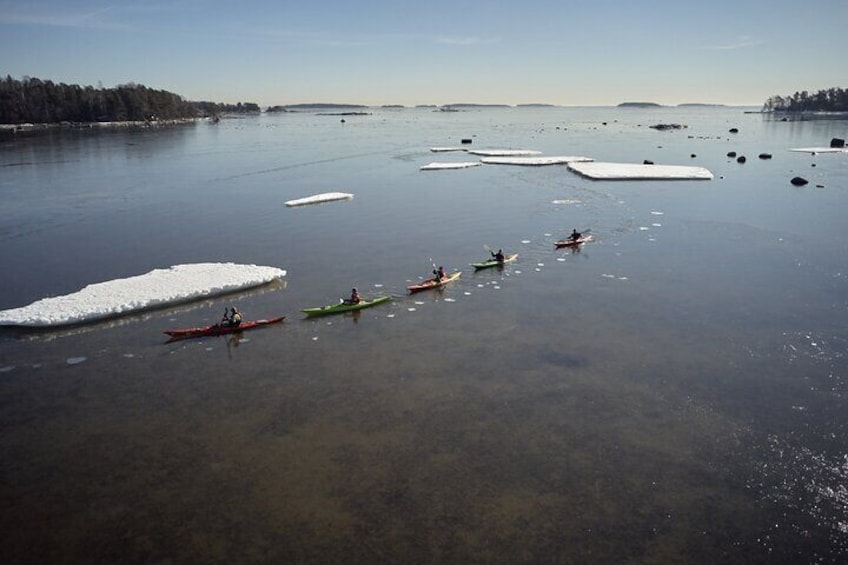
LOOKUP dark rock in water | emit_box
[643,160,654,165]
[758,153,772,159]
[831,137,846,148]
[649,123,686,130]
[690,153,697,158]
[811,163,817,167]
[727,151,737,158]
[461,138,472,144]
[791,176,809,186]
[736,155,746,163]
[816,184,825,188]
[729,128,739,133]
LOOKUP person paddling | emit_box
[491,248,505,263]
[433,266,446,282]
[570,228,582,242]
[222,306,242,327]
[344,288,361,305]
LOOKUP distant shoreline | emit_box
[0,118,203,135]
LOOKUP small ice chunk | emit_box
[420,162,481,170]
[285,192,353,207]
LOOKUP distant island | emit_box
[516,103,557,108]
[442,103,512,108]
[618,102,663,108]
[0,75,259,125]
[280,103,369,110]
[762,87,847,112]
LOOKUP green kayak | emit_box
[302,295,391,317]
[471,253,518,270]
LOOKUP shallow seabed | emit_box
[1,107,846,563]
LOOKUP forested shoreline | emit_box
[0,76,260,125]
[762,87,848,112]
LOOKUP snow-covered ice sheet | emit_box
[481,156,593,166]
[788,147,848,154]
[420,162,482,170]
[285,192,353,207]
[0,263,286,327]
[467,149,542,157]
[568,161,713,180]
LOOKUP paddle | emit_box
[426,258,439,283]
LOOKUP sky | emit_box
[1,0,846,107]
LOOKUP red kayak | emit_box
[554,235,592,248]
[164,316,285,341]
[407,271,462,293]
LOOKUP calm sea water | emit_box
[1,107,846,564]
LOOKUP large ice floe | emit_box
[420,162,482,170]
[788,147,848,154]
[467,149,542,157]
[568,161,714,180]
[0,263,286,327]
[481,156,594,166]
[285,192,353,207]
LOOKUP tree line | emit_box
[762,87,848,112]
[0,76,260,124]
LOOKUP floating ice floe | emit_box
[467,149,542,157]
[430,147,468,152]
[285,192,354,207]
[420,162,482,170]
[0,263,286,327]
[788,147,848,154]
[552,199,582,205]
[480,155,594,166]
[568,161,714,180]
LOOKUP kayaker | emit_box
[228,307,242,327]
[491,249,505,263]
[344,288,361,305]
[433,266,446,282]
[570,229,582,242]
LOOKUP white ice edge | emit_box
[0,263,286,327]
[481,156,594,166]
[430,147,468,152]
[568,161,713,180]
[420,162,482,170]
[788,147,848,153]
[285,192,354,207]
[467,149,543,156]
